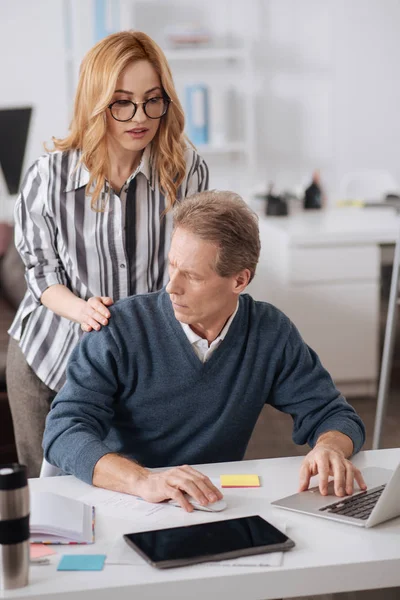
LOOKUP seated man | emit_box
[43,190,366,512]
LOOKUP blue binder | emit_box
[185,84,209,145]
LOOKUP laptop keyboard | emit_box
[319,484,386,520]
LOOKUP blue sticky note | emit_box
[57,554,106,571]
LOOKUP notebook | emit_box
[30,492,95,544]
[271,464,400,528]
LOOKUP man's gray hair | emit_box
[172,190,260,282]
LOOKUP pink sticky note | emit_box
[30,544,57,559]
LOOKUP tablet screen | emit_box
[124,515,294,568]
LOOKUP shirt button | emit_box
[120,263,126,268]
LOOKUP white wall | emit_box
[254,0,400,199]
[255,0,335,194]
[1,0,400,215]
[0,0,68,219]
[332,0,400,194]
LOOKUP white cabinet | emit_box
[248,208,400,397]
[289,246,380,283]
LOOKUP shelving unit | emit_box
[164,47,247,61]
[121,0,258,194]
[163,40,257,194]
[196,142,244,155]
[63,0,258,195]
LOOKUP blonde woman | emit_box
[7,30,208,477]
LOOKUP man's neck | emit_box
[188,303,238,345]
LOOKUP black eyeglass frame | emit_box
[108,95,172,122]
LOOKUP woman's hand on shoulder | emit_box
[80,296,114,332]
[41,285,114,330]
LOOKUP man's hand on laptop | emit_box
[298,431,367,497]
[135,465,223,512]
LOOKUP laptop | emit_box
[271,463,400,528]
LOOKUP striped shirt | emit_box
[9,145,208,391]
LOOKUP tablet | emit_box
[123,514,295,569]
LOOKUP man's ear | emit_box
[232,269,251,294]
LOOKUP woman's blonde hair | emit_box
[51,30,188,210]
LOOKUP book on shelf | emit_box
[30,491,95,545]
[185,84,209,145]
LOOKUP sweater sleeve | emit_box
[268,321,366,454]
[42,325,122,483]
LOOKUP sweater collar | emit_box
[180,302,239,347]
[160,290,246,360]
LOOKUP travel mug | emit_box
[0,464,30,590]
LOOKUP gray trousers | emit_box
[6,337,56,478]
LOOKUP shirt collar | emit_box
[180,302,239,347]
[64,150,90,192]
[64,144,155,192]
[139,143,155,189]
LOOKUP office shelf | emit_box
[196,142,245,154]
[164,47,247,62]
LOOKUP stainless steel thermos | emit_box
[0,464,30,590]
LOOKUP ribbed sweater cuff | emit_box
[73,439,112,484]
[311,419,365,456]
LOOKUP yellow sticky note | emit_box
[220,474,260,488]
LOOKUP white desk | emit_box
[248,207,400,397]
[3,449,400,600]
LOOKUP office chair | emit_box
[39,457,61,477]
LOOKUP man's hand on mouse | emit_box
[135,464,223,512]
[298,430,367,497]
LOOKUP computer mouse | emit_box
[169,495,227,512]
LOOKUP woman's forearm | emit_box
[41,284,113,331]
[41,284,86,323]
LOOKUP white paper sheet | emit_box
[78,487,168,519]
[79,487,287,568]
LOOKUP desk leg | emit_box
[373,227,400,448]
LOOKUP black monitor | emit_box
[0,107,32,195]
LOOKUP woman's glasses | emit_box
[108,96,171,122]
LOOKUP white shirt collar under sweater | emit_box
[180,303,239,363]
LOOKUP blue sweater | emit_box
[43,291,365,483]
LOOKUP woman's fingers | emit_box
[87,297,112,320]
[100,296,114,306]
